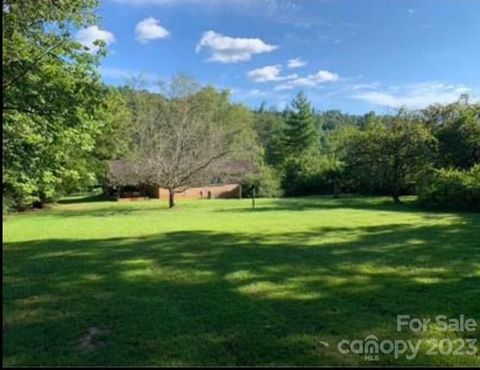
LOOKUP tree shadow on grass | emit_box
[57,193,114,205]
[3,218,480,366]
[25,201,170,219]
[29,196,477,220]
[219,196,479,215]
[47,206,165,219]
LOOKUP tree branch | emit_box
[3,38,65,92]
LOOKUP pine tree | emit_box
[284,92,319,155]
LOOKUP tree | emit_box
[417,165,480,211]
[282,154,343,196]
[252,107,286,168]
[126,76,259,208]
[91,87,132,189]
[421,97,480,170]
[338,111,436,203]
[3,0,116,209]
[316,109,361,132]
[284,92,319,156]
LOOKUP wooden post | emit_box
[252,187,256,209]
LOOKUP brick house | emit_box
[107,160,246,201]
[155,184,241,200]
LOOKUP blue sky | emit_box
[77,0,480,114]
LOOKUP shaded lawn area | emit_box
[3,196,480,366]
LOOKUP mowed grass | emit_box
[3,196,480,366]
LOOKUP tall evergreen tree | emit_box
[284,92,319,155]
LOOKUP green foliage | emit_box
[241,166,283,198]
[252,108,287,168]
[333,112,436,201]
[316,109,368,131]
[417,165,480,211]
[249,95,478,205]
[3,195,14,217]
[94,88,133,161]
[284,92,319,156]
[2,0,126,209]
[422,99,480,169]
[282,154,343,196]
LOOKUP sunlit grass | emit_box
[3,196,480,366]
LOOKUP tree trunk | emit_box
[332,179,340,199]
[168,188,175,208]
[391,158,403,204]
[392,189,402,204]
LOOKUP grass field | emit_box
[3,196,480,366]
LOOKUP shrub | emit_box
[242,166,283,198]
[417,165,480,211]
[281,155,344,196]
[3,195,14,218]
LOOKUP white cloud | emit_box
[135,17,170,43]
[196,30,278,63]
[275,69,339,90]
[75,26,115,53]
[353,82,473,109]
[287,57,307,69]
[247,65,297,82]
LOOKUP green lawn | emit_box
[3,196,480,366]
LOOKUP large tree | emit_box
[3,0,116,208]
[125,77,259,208]
[421,96,480,170]
[339,111,436,203]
